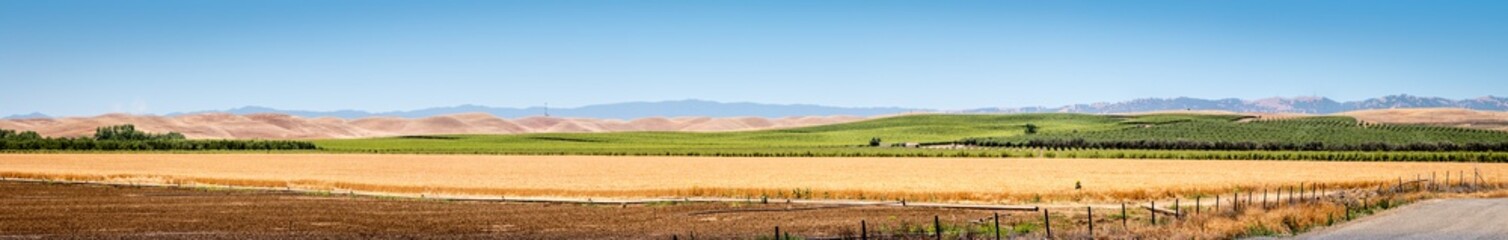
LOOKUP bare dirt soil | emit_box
[0,181,1009,239]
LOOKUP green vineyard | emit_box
[312,113,1508,162]
[964,115,1508,151]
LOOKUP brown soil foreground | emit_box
[0,181,1000,239]
[3,154,1506,203]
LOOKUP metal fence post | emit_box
[861,220,867,240]
[1087,206,1094,237]
[1150,201,1156,225]
[1043,209,1052,239]
[934,215,942,240]
[994,212,1001,240]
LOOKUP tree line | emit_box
[958,138,1508,152]
[0,125,316,151]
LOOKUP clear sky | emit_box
[3,0,1505,116]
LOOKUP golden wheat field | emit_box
[1,154,1504,202]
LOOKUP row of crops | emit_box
[306,113,1508,162]
[0,126,318,151]
[321,146,1508,162]
[964,116,1508,152]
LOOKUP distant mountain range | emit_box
[163,99,922,119]
[2,112,49,120]
[966,95,1508,114]
[6,95,1506,120]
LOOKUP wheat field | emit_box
[2,154,1503,202]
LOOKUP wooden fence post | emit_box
[1196,196,1202,214]
[774,226,779,240]
[1263,188,1269,209]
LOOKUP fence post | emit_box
[1150,201,1156,225]
[861,220,867,240]
[1174,198,1180,219]
[1313,183,1320,201]
[1263,188,1269,209]
[1289,185,1296,206]
[1196,196,1202,214]
[1476,169,1483,191]
[934,215,942,240]
[1215,195,1220,212]
[1121,202,1128,229]
[1087,206,1094,238]
[1043,209,1052,239]
[1344,203,1351,220]
[1232,192,1238,211]
[774,226,779,240]
[994,212,1001,240]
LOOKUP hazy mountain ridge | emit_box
[969,95,1508,114]
[167,100,919,119]
[8,95,1508,120]
[2,112,50,120]
[0,113,867,139]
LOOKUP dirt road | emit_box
[1298,198,1508,240]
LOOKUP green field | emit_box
[969,116,1508,151]
[314,114,1117,154]
[312,113,1508,161]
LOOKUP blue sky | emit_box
[3,0,1505,116]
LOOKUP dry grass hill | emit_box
[4,108,1504,140]
[0,113,865,139]
[1340,108,1508,131]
